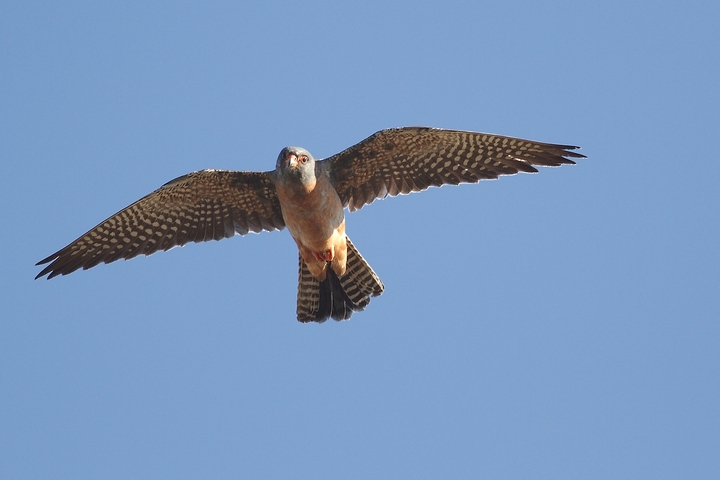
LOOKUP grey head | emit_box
[274,146,317,186]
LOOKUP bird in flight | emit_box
[36,127,584,322]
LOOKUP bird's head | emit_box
[275,146,316,185]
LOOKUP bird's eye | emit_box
[299,155,308,164]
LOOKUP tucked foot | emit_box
[314,249,334,263]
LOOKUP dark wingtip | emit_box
[35,253,60,279]
[34,265,56,280]
[36,254,55,267]
[547,145,585,167]
[561,145,586,159]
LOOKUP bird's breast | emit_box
[276,174,344,250]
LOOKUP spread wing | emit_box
[36,169,285,279]
[323,127,585,212]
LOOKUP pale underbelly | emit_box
[283,205,345,252]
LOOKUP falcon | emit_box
[36,127,584,322]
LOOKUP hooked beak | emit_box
[287,153,298,168]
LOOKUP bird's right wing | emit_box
[36,170,285,279]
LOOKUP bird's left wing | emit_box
[36,170,284,279]
[323,127,585,212]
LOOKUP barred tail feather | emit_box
[339,237,384,307]
[296,236,384,323]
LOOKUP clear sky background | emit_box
[1,1,718,478]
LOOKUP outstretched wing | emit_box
[36,169,284,279]
[323,127,585,212]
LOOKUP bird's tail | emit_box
[296,237,384,323]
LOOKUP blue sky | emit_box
[1,1,718,478]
